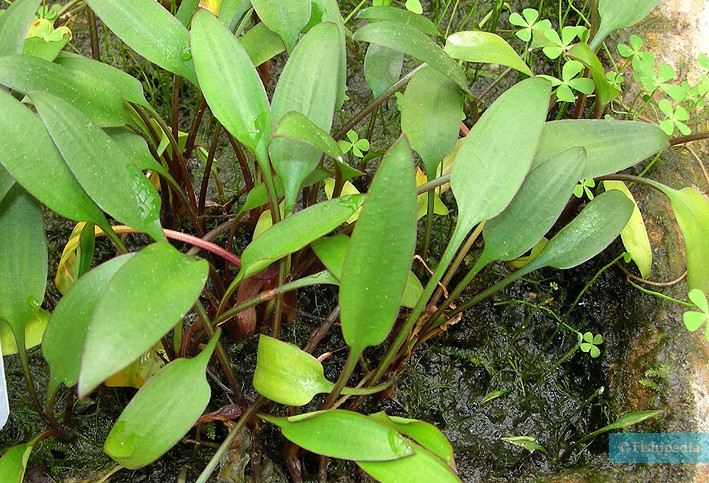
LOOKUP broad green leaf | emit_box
[478,147,586,270]
[55,52,150,108]
[22,20,70,61]
[308,0,347,110]
[262,410,415,461]
[31,91,165,242]
[78,243,208,397]
[0,0,41,57]
[590,0,659,49]
[0,166,12,202]
[175,0,200,25]
[236,195,363,282]
[85,0,197,84]
[567,43,620,106]
[240,22,285,67]
[401,271,424,309]
[251,0,311,53]
[0,185,47,349]
[0,55,129,127]
[445,31,533,77]
[106,128,170,177]
[358,441,461,483]
[272,111,344,161]
[523,190,634,272]
[369,412,454,465]
[43,255,133,394]
[238,168,330,215]
[253,335,333,405]
[191,9,271,163]
[0,308,49,356]
[104,332,219,469]
[0,432,46,483]
[451,77,551,239]
[501,436,547,453]
[270,22,341,213]
[353,21,469,93]
[657,187,709,293]
[220,0,252,29]
[358,6,440,36]
[340,137,417,353]
[401,66,463,178]
[603,181,652,278]
[0,89,107,226]
[364,43,404,98]
[582,410,663,440]
[533,120,669,179]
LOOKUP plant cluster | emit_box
[0,0,707,481]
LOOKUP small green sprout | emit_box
[578,332,603,358]
[658,99,691,136]
[683,289,709,341]
[542,26,588,59]
[508,8,551,43]
[573,178,596,200]
[617,35,644,60]
[405,0,423,14]
[540,60,595,102]
[338,130,370,158]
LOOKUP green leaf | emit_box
[357,6,440,37]
[220,0,252,29]
[401,271,424,309]
[582,410,662,441]
[683,311,707,333]
[0,55,129,127]
[104,331,220,469]
[405,0,423,15]
[106,128,171,177]
[238,168,330,215]
[270,21,341,213]
[364,43,404,98]
[0,89,107,226]
[0,185,47,349]
[253,335,333,405]
[603,181,652,278]
[0,308,49,356]
[501,436,547,454]
[591,0,659,49]
[340,137,417,354]
[0,432,46,483]
[444,31,533,77]
[85,0,197,84]
[567,43,620,106]
[78,243,208,397]
[478,147,586,269]
[31,91,165,242]
[358,441,461,483]
[261,410,415,461]
[191,9,272,163]
[236,195,363,282]
[55,52,150,108]
[368,412,455,465]
[272,111,344,161]
[0,166,12,203]
[688,289,708,313]
[251,0,311,53]
[239,21,285,67]
[0,0,41,57]
[533,120,669,179]
[451,77,551,242]
[42,255,133,394]
[523,190,634,271]
[353,21,469,93]
[401,66,463,178]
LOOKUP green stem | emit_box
[321,348,360,409]
[417,174,451,195]
[564,252,626,318]
[626,280,695,307]
[420,191,435,262]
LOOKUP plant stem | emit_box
[320,348,360,409]
[669,131,709,146]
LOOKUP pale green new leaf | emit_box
[591,0,659,49]
[261,410,415,461]
[401,66,463,178]
[78,243,208,397]
[603,181,652,278]
[0,309,49,356]
[272,111,344,161]
[445,31,533,76]
[340,137,417,354]
[0,432,45,483]
[85,0,197,84]
[0,0,41,57]
[104,332,219,469]
[252,0,311,53]
[31,92,165,242]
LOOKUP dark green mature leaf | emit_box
[191,9,272,164]
[0,185,47,348]
[590,0,659,49]
[104,332,220,469]
[55,52,150,108]
[369,412,455,465]
[78,243,208,397]
[340,137,417,354]
[358,442,461,483]
[0,0,40,57]
[478,147,586,268]
[524,190,634,271]
[240,22,285,67]
[31,91,165,242]
[270,22,341,213]
[85,0,197,84]
[262,410,415,461]
[0,55,129,127]
[364,44,404,98]
[236,195,363,282]
[533,120,669,179]
[252,0,311,52]
[272,111,344,161]
[358,6,440,36]
[401,66,463,178]
[43,255,134,395]
[0,90,107,226]
[353,21,469,93]
[445,31,533,76]
[0,432,45,483]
